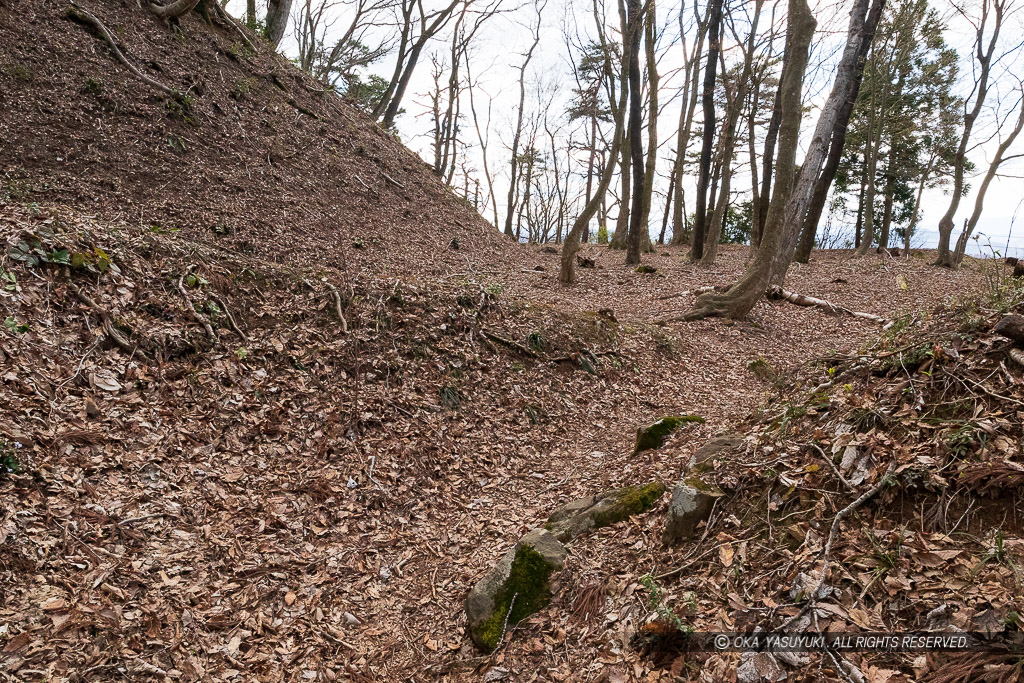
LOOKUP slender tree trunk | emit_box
[610,137,631,248]
[905,152,936,254]
[562,14,630,283]
[625,0,646,265]
[583,115,598,244]
[690,0,724,261]
[670,8,708,246]
[952,97,1024,266]
[752,83,782,251]
[702,0,762,265]
[638,0,659,252]
[878,171,895,252]
[936,0,1003,267]
[686,0,815,318]
[659,164,676,244]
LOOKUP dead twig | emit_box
[326,283,350,334]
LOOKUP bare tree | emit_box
[952,86,1024,264]
[669,2,708,246]
[624,0,646,265]
[701,0,765,265]
[561,0,630,282]
[371,0,466,128]
[689,0,724,262]
[502,0,546,239]
[934,0,1014,267]
[686,0,881,319]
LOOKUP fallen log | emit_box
[766,285,885,323]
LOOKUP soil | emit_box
[1,2,1018,681]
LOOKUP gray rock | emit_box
[465,529,566,651]
[692,434,744,465]
[662,477,724,546]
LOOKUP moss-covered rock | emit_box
[634,415,704,454]
[546,482,666,541]
[635,264,657,274]
[591,482,667,527]
[466,529,566,652]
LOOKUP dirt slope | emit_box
[0,0,513,278]
[0,1,1009,681]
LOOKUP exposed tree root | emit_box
[66,2,185,101]
[766,286,885,323]
[177,269,218,342]
[212,1,257,54]
[209,294,247,342]
[326,282,350,334]
[480,329,537,358]
[149,0,201,20]
[69,283,137,355]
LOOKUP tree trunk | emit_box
[752,81,782,251]
[670,8,708,246]
[610,136,631,249]
[685,0,815,319]
[625,0,646,266]
[878,171,895,252]
[905,152,935,255]
[561,14,630,283]
[638,0,658,246]
[777,0,884,279]
[690,0,724,262]
[935,0,1002,267]
[583,114,597,244]
[264,0,292,47]
[952,98,1024,266]
[702,0,762,265]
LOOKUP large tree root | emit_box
[766,285,885,323]
[66,2,185,101]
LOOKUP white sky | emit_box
[229,0,1024,256]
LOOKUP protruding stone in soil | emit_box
[663,476,724,546]
[634,415,705,454]
[466,529,566,652]
[546,482,667,542]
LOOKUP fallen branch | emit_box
[783,459,896,630]
[766,285,885,323]
[381,170,405,189]
[66,2,185,101]
[480,329,537,358]
[69,283,136,354]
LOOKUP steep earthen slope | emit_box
[0,0,513,277]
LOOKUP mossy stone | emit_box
[466,529,566,652]
[590,481,667,528]
[634,415,705,454]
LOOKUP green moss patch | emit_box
[634,415,704,454]
[470,545,558,652]
[592,481,667,528]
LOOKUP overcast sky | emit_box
[230,0,1024,256]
